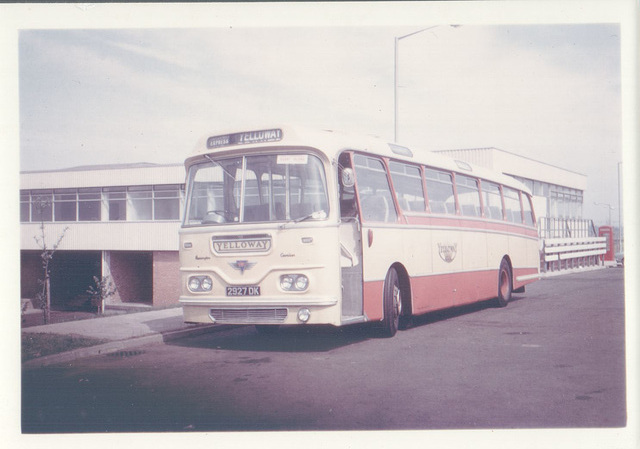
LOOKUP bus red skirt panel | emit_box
[362,266,538,322]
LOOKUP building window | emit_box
[20,191,30,222]
[78,188,101,221]
[105,187,126,221]
[153,185,182,220]
[128,186,153,221]
[54,189,77,222]
[31,190,53,222]
[21,183,185,223]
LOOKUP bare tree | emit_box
[86,276,117,314]
[32,197,68,324]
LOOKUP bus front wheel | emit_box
[495,259,512,308]
[379,267,401,337]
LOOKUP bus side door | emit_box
[338,153,364,320]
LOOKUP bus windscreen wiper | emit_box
[279,210,327,229]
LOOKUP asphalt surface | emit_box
[21,267,631,444]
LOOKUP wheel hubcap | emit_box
[500,270,509,297]
[393,284,402,319]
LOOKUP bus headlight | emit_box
[280,274,309,292]
[280,275,294,291]
[188,275,213,292]
[295,275,309,291]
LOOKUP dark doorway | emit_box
[49,251,101,311]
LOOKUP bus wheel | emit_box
[495,259,512,308]
[380,268,401,337]
[255,325,280,335]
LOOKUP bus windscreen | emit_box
[185,153,329,226]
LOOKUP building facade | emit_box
[20,163,186,310]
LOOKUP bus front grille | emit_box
[209,308,288,323]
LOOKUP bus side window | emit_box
[389,160,426,212]
[353,154,398,223]
[481,181,503,220]
[503,187,523,223]
[425,168,456,214]
[522,192,536,226]
[456,175,481,217]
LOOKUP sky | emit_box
[14,6,628,227]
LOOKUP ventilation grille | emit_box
[210,308,288,323]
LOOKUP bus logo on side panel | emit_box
[438,243,458,263]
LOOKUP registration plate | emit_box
[226,286,261,297]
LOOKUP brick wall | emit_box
[108,251,153,304]
[152,251,181,307]
[20,251,42,300]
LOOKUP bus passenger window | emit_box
[503,187,523,223]
[456,175,481,217]
[522,193,535,226]
[481,181,503,220]
[425,168,456,214]
[353,154,398,223]
[389,161,426,212]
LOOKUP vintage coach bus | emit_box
[179,126,539,337]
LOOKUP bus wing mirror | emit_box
[341,168,355,188]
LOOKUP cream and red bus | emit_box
[179,125,539,337]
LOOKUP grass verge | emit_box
[22,333,109,362]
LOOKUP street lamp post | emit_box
[394,26,439,143]
[594,202,614,227]
[394,25,460,143]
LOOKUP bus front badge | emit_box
[229,260,256,274]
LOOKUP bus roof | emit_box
[187,124,531,194]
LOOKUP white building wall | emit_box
[21,164,185,190]
[436,147,587,191]
[491,150,586,191]
[21,222,181,251]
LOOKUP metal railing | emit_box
[538,217,606,273]
[538,217,598,239]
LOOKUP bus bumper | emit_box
[179,296,340,326]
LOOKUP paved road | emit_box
[22,268,626,433]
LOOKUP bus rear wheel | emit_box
[495,259,512,307]
[379,267,401,337]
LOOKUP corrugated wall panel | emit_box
[436,148,495,170]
